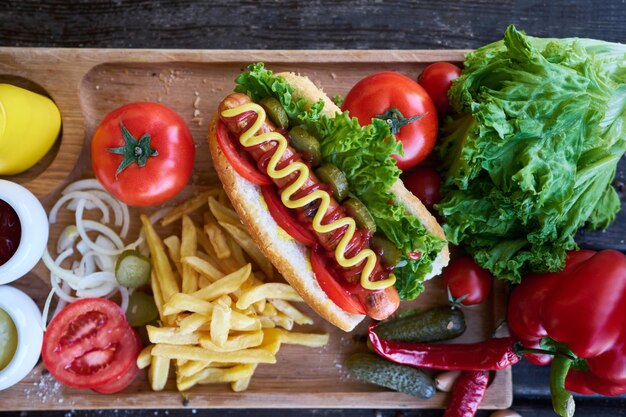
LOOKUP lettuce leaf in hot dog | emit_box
[235,63,446,299]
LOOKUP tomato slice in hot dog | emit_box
[260,185,317,247]
[216,119,273,186]
[310,249,367,315]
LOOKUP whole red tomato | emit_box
[442,256,492,306]
[342,72,438,171]
[402,166,442,210]
[91,102,195,206]
[418,62,462,115]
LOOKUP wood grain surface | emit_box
[0,1,625,415]
[0,48,512,411]
[1,0,625,50]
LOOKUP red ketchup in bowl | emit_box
[0,199,21,267]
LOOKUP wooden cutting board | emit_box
[0,48,512,411]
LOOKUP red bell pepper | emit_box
[508,249,626,414]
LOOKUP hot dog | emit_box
[219,92,400,320]
[208,64,449,331]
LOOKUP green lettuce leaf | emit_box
[438,25,626,283]
[235,63,446,299]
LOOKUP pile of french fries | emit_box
[137,188,329,392]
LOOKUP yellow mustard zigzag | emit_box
[221,103,395,291]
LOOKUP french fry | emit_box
[237,283,303,310]
[181,215,199,294]
[147,325,201,345]
[178,360,211,378]
[260,328,284,355]
[178,312,210,335]
[163,293,213,316]
[220,222,274,279]
[191,264,251,301]
[142,191,329,394]
[141,214,179,302]
[231,370,255,392]
[253,299,266,314]
[269,299,313,325]
[181,255,224,282]
[274,328,330,347]
[137,345,154,370]
[216,294,232,307]
[259,316,276,329]
[199,330,264,353]
[151,344,276,364]
[270,313,294,330]
[161,189,222,226]
[195,225,219,260]
[229,311,262,331]
[260,302,278,317]
[178,364,256,391]
[204,222,231,259]
[148,355,170,391]
[208,196,241,227]
[199,364,256,384]
[151,270,164,321]
[163,235,182,277]
[225,234,248,269]
[195,310,261,332]
[210,302,232,347]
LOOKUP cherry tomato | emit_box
[342,72,438,170]
[42,298,140,390]
[216,119,272,186]
[310,250,366,315]
[402,167,442,210]
[260,185,317,246]
[442,256,492,306]
[417,62,462,115]
[91,102,195,207]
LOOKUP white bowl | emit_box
[0,285,44,391]
[0,180,49,285]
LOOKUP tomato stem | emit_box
[375,107,426,135]
[106,120,159,176]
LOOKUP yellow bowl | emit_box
[0,84,61,175]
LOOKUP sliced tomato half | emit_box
[310,250,367,315]
[42,298,140,390]
[92,329,142,394]
[261,185,317,247]
[216,119,273,185]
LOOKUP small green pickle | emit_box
[260,97,289,129]
[344,198,377,233]
[315,163,349,202]
[288,126,322,167]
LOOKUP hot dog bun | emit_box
[208,72,449,332]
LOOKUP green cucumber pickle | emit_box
[374,305,466,343]
[348,352,436,398]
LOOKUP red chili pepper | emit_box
[368,324,520,371]
[443,371,489,417]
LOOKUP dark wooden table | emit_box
[1,1,625,416]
